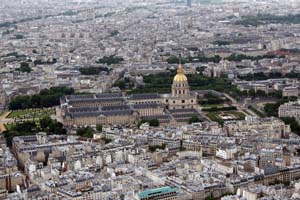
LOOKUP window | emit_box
[182,100,185,103]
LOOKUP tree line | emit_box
[235,14,300,27]
[15,62,32,73]
[96,55,124,65]
[3,116,66,146]
[79,66,110,75]
[263,97,297,117]
[9,87,74,110]
[239,71,300,81]
[166,54,276,64]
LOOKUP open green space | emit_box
[198,93,229,106]
[206,111,246,126]
[4,124,14,130]
[129,71,245,99]
[7,108,55,119]
[127,70,284,101]
[9,86,74,110]
[235,14,300,27]
[3,116,66,146]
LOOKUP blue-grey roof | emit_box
[129,93,161,100]
[132,103,162,109]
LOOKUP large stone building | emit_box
[279,100,300,118]
[61,64,201,127]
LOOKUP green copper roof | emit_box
[138,186,178,199]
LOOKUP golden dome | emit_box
[173,63,188,83]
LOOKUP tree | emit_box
[264,103,280,117]
[281,117,300,135]
[110,30,119,36]
[149,143,166,152]
[113,80,126,90]
[16,62,32,73]
[34,58,57,66]
[235,14,300,27]
[40,116,53,130]
[76,127,94,138]
[15,34,24,39]
[9,87,74,110]
[196,66,206,74]
[138,119,160,127]
[188,115,201,124]
[264,99,287,117]
[101,137,112,144]
[96,55,124,65]
[96,124,103,132]
[14,121,37,132]
[202,106,237,112]
[166,55,181,64]
[79,66,110,75]
[213,40,231,46]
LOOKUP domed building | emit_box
[61,62,201,127]
[166,63,197,110]
[172,63,190,97]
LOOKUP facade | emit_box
[0,173,25,192]
[61,64,200,127]
[282,86,299,97]
[279,100,300,118]
[167,64,197,110]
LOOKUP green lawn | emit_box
[4,123,14,130]
[7,108,55,119]
[226,111,246,119]
[8,110,35,118]
[206,111,246,126]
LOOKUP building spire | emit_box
[178,55,183,74]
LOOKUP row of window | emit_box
[134,101,160,104]
[167,99,194,104]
